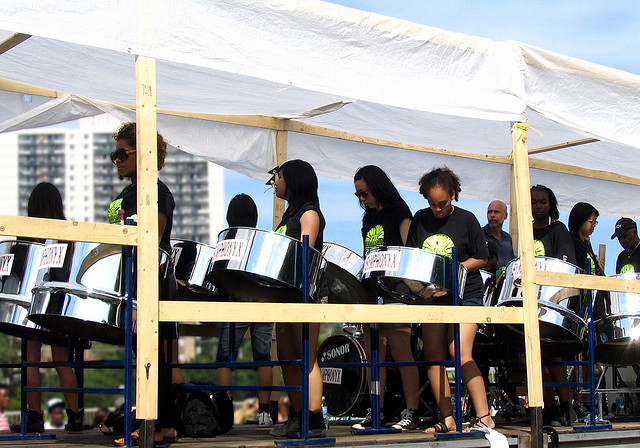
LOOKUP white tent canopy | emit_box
[2,0,640,217]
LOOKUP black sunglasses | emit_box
[110,148,136,164]
[265,165,280,185]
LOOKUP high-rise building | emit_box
[1,115,224,244]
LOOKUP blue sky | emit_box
[223,1,640,275]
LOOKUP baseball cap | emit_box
[611,217,637,239]
[46,397,65,412]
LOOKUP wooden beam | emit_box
[134,54,160,420]
[528,138,598,155]
[272,130,287,228]
[0,77,62,98]
[509,165,519,255]
[528,158,640,187]
[0,33,31,56]
[535,271,640,293]
[159,302,524,324]
[0,215,136,245]
[511,122,544,408]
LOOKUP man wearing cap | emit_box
[611,218,640,274]
[482,200,515,270]
[44,398,66,430]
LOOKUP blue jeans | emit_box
[216,322,274,363]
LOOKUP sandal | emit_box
[114,429,177,446]
[424,413,456,434]
[464,413,494,432]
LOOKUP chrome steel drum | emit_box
[318,334,367,416]
[594,273,640,364]
[207,228,326,302]
[171,239,220,300]
[0,240,67,345]
[361,246,467,305]
[29,241,171,345]
[322,242,369,304]
[495,257,587,357]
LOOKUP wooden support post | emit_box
[135,54,160,420]
[511,123,544,447]
[272,130,288,228]
[598,243,606,273]
[509,165,519,256]
[271,130,288,401]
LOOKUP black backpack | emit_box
[176,389,233,437]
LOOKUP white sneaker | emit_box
[258,411,274,427]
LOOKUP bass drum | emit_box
[495,257,588,357]
[361,246,467,305]
[0,240,67,346]
[318,334,367,416]
[594,273,640,364]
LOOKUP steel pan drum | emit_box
[171,239,220,300]
[207,228,326,302]
[322,242,369,304]
[475,270,498,342]
[594,273,640,364]
[29,241,170,345]
[361,246,467,305]
[318,334,367,416]
[0,240,67,345]
[495,257,587,357]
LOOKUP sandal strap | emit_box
[471,413,491,429]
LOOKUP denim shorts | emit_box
[216,322,274,363]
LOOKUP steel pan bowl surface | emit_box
[171,239,221,300]
[361,246,464,305]
[29,241,170,345]
[322,242,370,304]
[495,257,587,357]
[0,240,67,346]
[593,272,640,364]
[207,228,326,302]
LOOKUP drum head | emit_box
[318,335,366,416]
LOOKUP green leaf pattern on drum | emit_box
[533,239,546,256]
[365,225,385,253]
[421,234,455,257]
[275,225,287,235]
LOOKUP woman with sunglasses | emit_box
[407,167,493,433]
[268,159,327,439]
[351,165,421,431]
[109,122,178,446]
[530,184,577,427]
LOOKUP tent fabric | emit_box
[1,0,640,216]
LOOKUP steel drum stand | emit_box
[276,236,336,446]
[434,249,486,440]
[0,243,136,443]
[573,265,611,431]
[350,323,401,435]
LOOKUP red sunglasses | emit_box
[354,189,370,200]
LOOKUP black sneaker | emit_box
[573,401,590,420]
[392,408,420,431]
[10,409,44,433]
[65,408,84,431]
[270,412,299,437]
[351,408,386,430]
[286,411,325,439]
[551,402,573,427]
